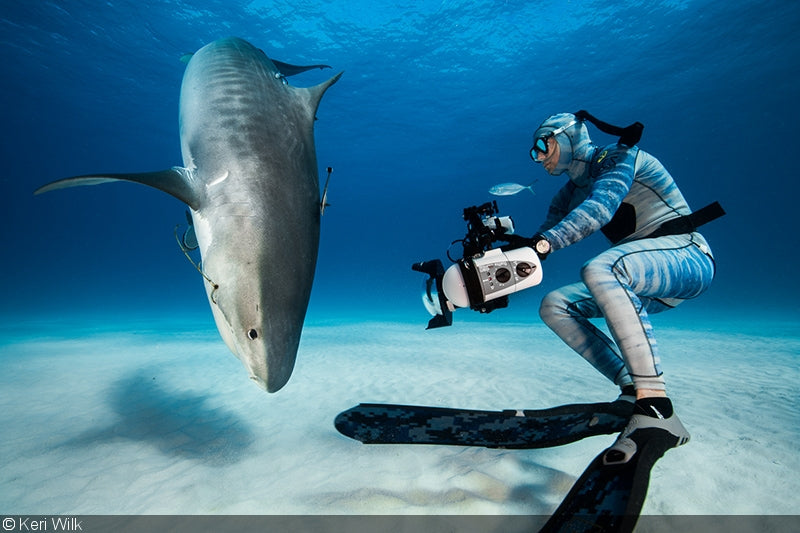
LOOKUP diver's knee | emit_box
[539,290,569,324]
[580,255,617,287]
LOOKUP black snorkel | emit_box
[573,110,644,147]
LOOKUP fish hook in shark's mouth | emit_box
[34,37,342,393]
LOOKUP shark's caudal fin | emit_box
[34,167,200,209]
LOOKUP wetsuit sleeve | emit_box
[541,147,636,250]
[537,182,575,233]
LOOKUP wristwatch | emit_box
[534,235,551,257]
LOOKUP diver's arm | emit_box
[537,181,575,233]
[540,147,636,251]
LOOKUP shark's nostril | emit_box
[248,329,258,340]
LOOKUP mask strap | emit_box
[549,118,578,137]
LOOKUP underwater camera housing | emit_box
[413,201,543,329]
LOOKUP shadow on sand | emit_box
[58,369,255,466]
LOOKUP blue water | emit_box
[2,3,800,519]
[2,0,799,325]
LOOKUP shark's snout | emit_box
[202,256,303,394]
[245,356,293,394]
[221,319,297,393]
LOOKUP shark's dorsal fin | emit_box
[296,71,343,122]
[34,167,201,210]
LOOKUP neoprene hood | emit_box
[533,113,594,184]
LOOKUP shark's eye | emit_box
[248,329,259,340]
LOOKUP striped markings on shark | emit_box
[35,37,342,393]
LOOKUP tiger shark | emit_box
[35,37,342,392]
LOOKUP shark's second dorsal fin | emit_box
[34,167,201,210]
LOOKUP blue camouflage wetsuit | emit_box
[533,113,716,393]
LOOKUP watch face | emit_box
[536,240,550,253]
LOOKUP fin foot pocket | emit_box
[603,411,689,465]
[603,436,637,465]
[540,427,683,533]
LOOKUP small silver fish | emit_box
[488,181,537,196]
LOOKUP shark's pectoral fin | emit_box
[34,167,201,210]
[272,59,332,77]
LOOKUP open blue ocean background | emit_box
[2,1,800,522]
[3,0,798,327]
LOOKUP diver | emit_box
[525,111,720,462]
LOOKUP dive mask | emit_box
[530,118,578,162]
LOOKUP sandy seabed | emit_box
[1,316,798,523]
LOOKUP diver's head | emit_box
[530,113,593,180]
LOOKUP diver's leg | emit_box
[579,235,715,393]
[580,235,715,456]
[539,283,632,388]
